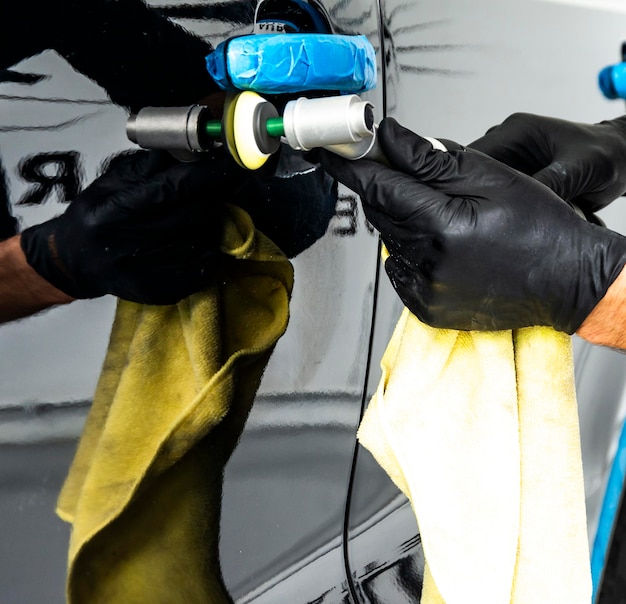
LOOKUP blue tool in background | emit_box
[598,41,626,100]
[594,42,626,602]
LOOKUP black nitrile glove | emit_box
[20,149,241,305]
[469,113,626,214]
[318,117,626,333]
[236,145,338,258]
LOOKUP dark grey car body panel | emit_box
[2,1,626,603]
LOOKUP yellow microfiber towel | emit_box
[357,306,592,603]
[56,204,293,604]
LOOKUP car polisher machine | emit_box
[126,0,384,170]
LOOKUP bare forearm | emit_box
[0,235,74,324]
[576,264,626,350]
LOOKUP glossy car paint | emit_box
[349,2,626,602]
[1,1,626,603]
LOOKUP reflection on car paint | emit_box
[2,1,626,603]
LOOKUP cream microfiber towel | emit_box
[357,306,592,603]
[56,204,293,604]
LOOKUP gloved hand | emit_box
[469,112,626,214]
[20,149,239,305]
[235,145,338,258]
[317,117,626,333]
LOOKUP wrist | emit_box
[607,113,626,131]
[0,235,74,323]
[20,219,97,300]
[602,114,626,157]
[576,263,626,350]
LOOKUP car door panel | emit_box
[347,2,626,601]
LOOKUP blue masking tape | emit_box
[206,33,376,94]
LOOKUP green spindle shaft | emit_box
[203,117,284,138]
[265,117,285,138]
[204,121,223,138]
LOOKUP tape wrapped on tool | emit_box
[205,33,376,94]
